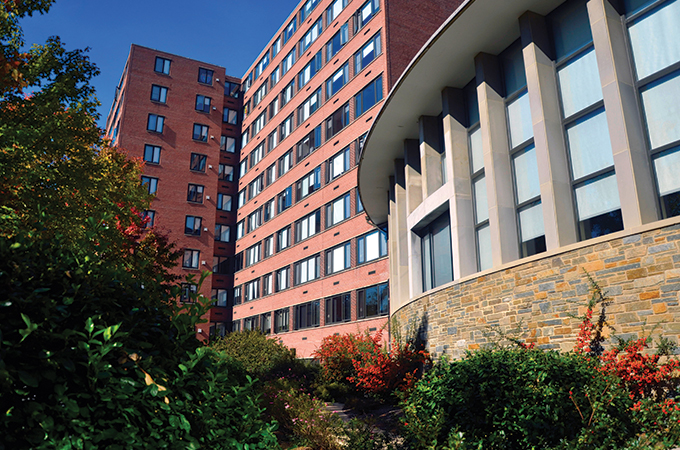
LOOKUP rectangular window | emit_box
[141,176,158,195]
[282,49,296,75]
[280,114,294,141]
[248,174,264,200]
[326,23,348,60]
[357,282,389,319]
[243,72,253,93]
[212,288,228,307]
[262,274,273,296]
[271,66,280,86]
[190,153,207,172]
[327,0,348,25]
[269,97,280,119]
[236,220,245,240]
[264,198,276,222]
[142,210,155,228]
[281,79,295,106]
[328,147,350,181]
[250,144,265,167]
[326,193,350,227]
[147,114,164,133]
[239,159,248,178]
[154,56,171,74]
[355,33,381,74]
[357,229,387,264]
[326,103,350,141]
[247,208,263,233]
[233,286,242,306]
[242,130,249,148]
[294,300,320,330]
[182,249,200,269]
[294,254,320,285]
[244,279,260,303]
[244,101,251,118]
[187,184,204,203]
[272,38,281,57]
[296,125,322,161]
[266,163,277,186]
[276,266,290,291]
[283,18,297,44]
[217,193,232,211]
[419,212,454,291]
[192,124,208,141]
[356,0,379,31]
[326,63,349,98]
[326,241,351,275]
[278,186,293,213]
[298,88,322,124]
[225,81,240,97]
[151,85,168,103]
[356,189,364,213]
[277,227,291,252]
[295,209,321,242]
[356,133,367,163]
[198,67,213,85]
[268,129,279,152]
[181,283,197,303]
[185,215,202,236]
[278,151,293,176]
[253,112,266,135]
[263,235,275,258]
[223,108,238,125]
[296,167,321,201]
[275,307,289,333]
[298,51,322,88]
[300,18,323,53]
[255,53,269,78]
[219,164,234,181]
[355,76,383,117]
[221,135,236,153]
[245,243,261,267]
[143,144,161,164]
[301,0,321,21]
[325,293,351,324]
[238,188,247,207]
[215,224,230,242]
[195,94,211,112]
[253,83,267,107]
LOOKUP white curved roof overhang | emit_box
[358,0,564,225]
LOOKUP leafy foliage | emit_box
[211,330,297,378]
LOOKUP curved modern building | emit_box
[358,0,680,356]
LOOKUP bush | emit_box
[211,330,296,378]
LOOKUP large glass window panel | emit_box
[469,127,484,173]
[519,202,545,242]
[513,144,540,204]
[431,214,453,288]
[477,224,492,271]
[421,232,432,292]
[575,172,621,221]
[507,91,533,147]
[654,146,680,217]
[628,0,680,80]
[640,71,680,149]
[557,48,603,118]
[473,176,489,223]
[566,109,614,180]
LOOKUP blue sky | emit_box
[20,0,300,127]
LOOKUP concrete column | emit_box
[420,115,444,197]
[519,11,578,250]
[404,139,423,214]
[391,160,410,311]
[441,87,478,278]
[388,176,399,312]
[475,53,520,266]
[588,0,659,226]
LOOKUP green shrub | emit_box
[210,330,296,378]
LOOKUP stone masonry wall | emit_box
[392,219,680,359]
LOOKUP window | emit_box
[296,167,321,201]
[215,224,230,242]
[151,85,168,103]
[141,176,158,195]
[263,235,275,257]
[147,114,164,133]
[357,229,387,264]
[326,241,351,274]
[221,135,236,153]
[356,133,367,163]
[326,23,348,60]
[185,215,202,236]
[328,147,350,181]
[356,0,379,31]
[236,220,245,240]
[355,76,383,117]
[219,164,234,181]
[261,312,272,334]
[180,283,197,302]
[296,125,322,162]
[278,186,293,213]
[243,73,253,93]
[294,300,320,330]
[263,274,273,296]
[187,184,204,203]
[295,209,321,242]
[250,144,265,167]
[255,53,269,78]
[193,124,208,142]
[198,67,213,85]
[247,208,263,233]
[280,114,294,141]
[243,101,251,118]
[272,38,281,57]
[326,63,349,98]
[223,108,238,125]
[253,83,267,107]
[355,33,381,74]
[300,19,323,54]
[248,174,264,200]
[217,193,232,211]
[154,56,171,74]
[225,81,240,97]
[326,103,350,141]
[190,153,207,172]
[298,51,322,88]
[264,198,276,222]
[238,188,246,208]
[253,112,266,135]
[245,243,261,267]
[182,249,200,269]
[233,286,242,306]
[212,289,228,307]
[282,79,295,106]
[269,98,280,120]
[294,254,320,285]
[142,210,155,228]
[195,94,211,112]
[268,130,279,153]
[278,151,293,176]
[266,163,277,186]
[245,279,260,302]
[357,282,389,319]
[326,193,350,227]
[419,212,454,291]
[274,308,289,333]
[283,18,297,44]
[282,49,296,75]
[277,226,291,251]
[143,144,161,164]
[239,160,248,178]
[326,293,351,324]
[356,189,364,213]
[301,0,321,21]
[215,255,233,274]
[244,314,259,330]
[242,129,249,148]
[298,88,322,124]
[271,66,280,86]
[327,0,348,24]
[276,266,290,291]
[231,321,241,332]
